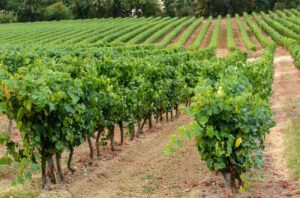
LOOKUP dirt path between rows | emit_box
[42,115,218,198]
[231,18,247,51]
[200,21,215,48]
[270,47,300,181]
[216,19,229,57]
[255,47,300,197]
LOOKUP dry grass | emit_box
[285,120,300,180]
[0,185,40,198]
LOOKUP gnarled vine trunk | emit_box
[41,150,47,188]
[40,137,56,188]
[155,111,159,124]
[46,155,56,185]
[95,126,104,158]
[129,123,135,141]
[108,125,115,151]
[222,168,243,197]
[159,111,163,122]
[138,118,147,136]
[137,119,141,138]
[148,115,152,129]
[166,111,169,122]
[67,147,75,172]
[55,152,64,181]
[118,121,124,145]
[87,136,94,165]
[175,105,179,118]
[7,119,12,133]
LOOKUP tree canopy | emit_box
[0,0,299,22]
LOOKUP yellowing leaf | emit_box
[216,86,224,97]
[235,137,243,148]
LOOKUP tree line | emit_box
[0,0,299,23]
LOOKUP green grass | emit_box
[285,120,300,180]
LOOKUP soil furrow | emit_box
[216,19,229,57]
[199,21,215,48]
[231,18,247,51]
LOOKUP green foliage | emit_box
[0,11,16,23]
[274,0,300,10]
[1,8,300,193]
[144,17,188,44]
[0,44,215,186]
[101,17,153,43]
[71,18,134,45]
[243,12,273,47]
[44,2,72,21]
[166,43,275,191]
[112,17,168,43]
[207,15,222,50]
[127,18,177,45]
[1,0,300,22]
[240,44,276,99]
[289,8,300,16]
[252,11,300,71]
[260,11,300,40]
[189,16,213,49]
[169,17,203,48]
[226,14,236,51]
[279,13,300,27]
[289,43,300,68]
[193,0,274,17]
[0,130,38,186]
[269,11,300,34]
[162,0,195,17]
[159,17,195,47]
[235,14,256,51]
[188,72,274,173]
[0,132,9,145]
[253,12,295,48]
[276,10,288,17]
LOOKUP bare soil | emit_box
[217,19,227,49]
[216,19,229,57]
[263,47,300,195]
[200,21,215,48]
[40,115,217,198]
[231,18,247,51]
